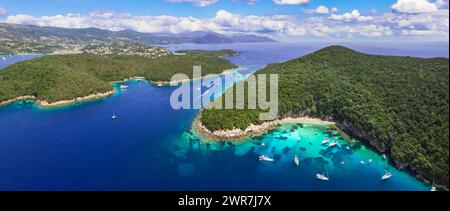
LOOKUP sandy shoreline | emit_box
[193,115,335,141]
[0,90,116,108]
[37,90,116,108]
[0,96,36,106]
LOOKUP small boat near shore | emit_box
[294,155,300,166]
[322,138,330,145]
[329,141,338,147]
[382,172,392,180]
[120,85,128,89]
[259,155,274,162]
[431,186,437,191]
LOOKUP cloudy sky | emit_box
[0,0,448,42]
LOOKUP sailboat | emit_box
[316,167,329,181]
[120,85,128,89]
[294,155,300,166]
[112,113,117,120]
[381,172,392,180]
[431,186,437,191]
[322,138,330,145]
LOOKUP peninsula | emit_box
[197,46,449,188]
[0,53,237,107]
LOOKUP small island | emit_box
[197,46,449,189]
[0,53,237,107]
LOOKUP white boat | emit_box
[431,186,437,191]
[120,85,128,89]
[259,155,274,162]
[360,161,366,165]
[382,172,392,180]
[261,143,266,146]
[157,83,162,87]
[322,138,330,145]
[383,154,387,159]
[369,159,373,163]
[316,173,329,181]
[294,155,300,166]
[346,146,351,150]
[112,114,117,120]
[340,161,345,165]
[329,141,338,147]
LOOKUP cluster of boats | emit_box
[259,138,395,182]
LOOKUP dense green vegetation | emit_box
[175,49,239,57]
[201,46,449,187]
[0,54,237,103]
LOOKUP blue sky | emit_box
[1,0,398,17]
[0,0,448,42]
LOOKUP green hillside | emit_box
[200,46,449,187]
[0,54,237,103]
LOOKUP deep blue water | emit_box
[0,42,447,191]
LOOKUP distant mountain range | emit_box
[0,23,276,48]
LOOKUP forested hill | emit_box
[200,46,449,187]
[0,54,237,104]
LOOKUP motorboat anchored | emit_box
[259,155,274,162]
[382,172,392,180]
[294,155,300,166]
[329,141,338,147]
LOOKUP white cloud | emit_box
[315,5,330,14]
[0,6,7,16]
[273,0,310,5]
[436,0,449,9]
[164,0,219,7]
[391,0,438,13]
[329,10,373,22]
[331,7,338,13]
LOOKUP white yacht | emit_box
[382,172,392,180]
[120,85,128,89]
[322,138,330,145]
[259,155,274,162]
[316,173,329,181]
[294,155,300,166]
[112,114,117,120]
[431,186,437,191]
[329,141,338,147]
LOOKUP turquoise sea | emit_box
[1,42,447,191]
